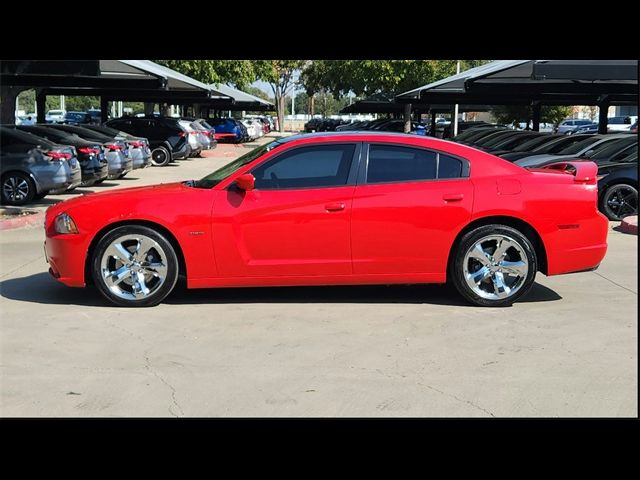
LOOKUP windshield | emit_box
[557,136,603,155]
[195,140,283,189]
[585,138,637,159]
[512,135,555,152]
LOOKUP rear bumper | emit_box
[545,213,609,276]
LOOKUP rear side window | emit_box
[366,145,465,184]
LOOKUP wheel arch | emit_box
[447,215,548,276]
[84,219,187,286]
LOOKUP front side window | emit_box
[366,145,465,184]
[252,144,356,189]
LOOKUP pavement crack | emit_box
[591,271,637,295]
[143,352,184,418]
[0,255,42,279]
[416,382,496,417]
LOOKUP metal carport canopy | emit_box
[395,60,638,133]
[203,83,275,111]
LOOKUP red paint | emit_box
[44,133,608,291]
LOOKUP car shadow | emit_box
[0,272,562,307]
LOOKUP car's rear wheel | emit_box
[92,225,179,307]
[1,172,35,206]
[450,225,537,307]
[600,183,638,221]
[150,146,171,166]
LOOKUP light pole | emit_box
[452,61,461,137]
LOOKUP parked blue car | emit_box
[207,118,244,143]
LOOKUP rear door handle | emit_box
[443,193,464,202]
[325,202,346,212]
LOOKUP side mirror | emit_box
[235,173,255,191]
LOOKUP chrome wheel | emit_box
[462,234,529,301]
[151,147,170,166]
[602,184,638,221]
[100,234,169,301]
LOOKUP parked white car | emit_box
[607,116,637,132]
[45,109,66,123]
[240,120,259,140]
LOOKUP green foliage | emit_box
[299,60,491,98]
[491,105,574,126]
[155,60,261,89]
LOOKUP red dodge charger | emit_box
[44,132,608,307]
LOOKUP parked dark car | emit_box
[452,126,508,144]
[15,124,108,187]
[86,109,102,125]
[43,123,133,180]
[105,116,190,165]
[499,134,597,162]
[479,132,547,154]
[1,127,81,203]
[568,123,599,135]
[597,152,638,220]
[63,111,92,125]
[465,129,524,148]
[490,133,558,157]
[81,124,152,170]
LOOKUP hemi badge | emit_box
[189,231,205,236]
[558,224,580,230]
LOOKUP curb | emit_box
[0,210,45,231]
[620,215,638,235]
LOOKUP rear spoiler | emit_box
[532,160,598,184]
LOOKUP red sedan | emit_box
[44,132,608,307]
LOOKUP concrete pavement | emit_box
[0,138,636,417]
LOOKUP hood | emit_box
[47,181,189,216]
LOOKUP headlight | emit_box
[54,213,79,234]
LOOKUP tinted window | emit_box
[252,144,355,189]
[367,145,436,183]
[438,154,463,179]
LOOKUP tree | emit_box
[255,60,306,132]
[491,105,573,127]
[154,60,261,89]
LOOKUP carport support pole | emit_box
[403,103,412,133]
[597,100,609,134]
[100,98,109,123]
[0,85,25,124]
[36,90,46,123]
[532,102,541,132]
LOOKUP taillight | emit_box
[78,147,100,155]
[178,131,186,137]
[105,143,122,151]
[47,151,71,160]
[128,141,144,148]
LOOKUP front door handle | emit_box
[325,202,346,212]
[443,193,464,202]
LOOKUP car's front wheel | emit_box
[599,183,638,220]
[92,225,179,307]
[150,146,171,166]
[450,225,537,307]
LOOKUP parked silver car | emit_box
[178,120,203,157]
[554,118,594,134]
[1,149,72,205]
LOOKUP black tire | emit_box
[150,146,171,166]
[33,190,49,201]
[118,172,128,179]
[450,224,537,307]
[91,225,179,307]
[1,172,36,206]
[599,183,638,221]
[94,178,106,185]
